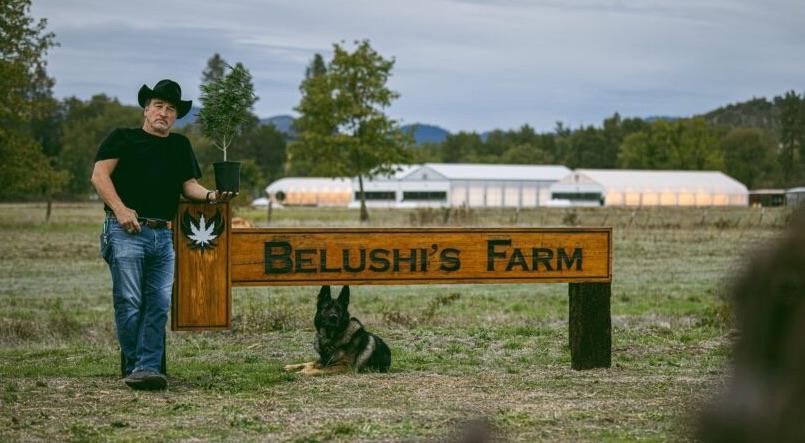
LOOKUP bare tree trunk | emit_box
[45,192,53,223]
[358,175,369,222]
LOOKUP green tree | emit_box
[776,90,803,185]
[305,53,326,79]
[553,122,572,165]
[441,132,484,163]
[800,93,805,180]
[476,129,509,162]
[201,53,227,85]
[0,0,61,200]
[554,114,646,169]
[563,125,607,168]
[290,40,412,222]
[230,118,287,184]
[617,118,723,170]
[409,142,443,163]
[618,120,675,169]
[500,143,554,164]
[29,64,69,218]
[672,118,723,170]
[28,65,62,157]
[597,113,627,169]
[58,95,142,195]
[721,128,779,189]
[285,54,330,176]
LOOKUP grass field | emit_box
[0,203,791,442]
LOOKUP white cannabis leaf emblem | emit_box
[188,214,216,247]
[181,209,225,250]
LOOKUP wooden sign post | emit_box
[173,202,612,370]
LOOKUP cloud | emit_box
[33,0,805,131]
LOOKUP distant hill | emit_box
[174,110,296,133]
[260,115,296,135]
[176,112,450,144]
[256,116,451,145]
[401,123,450,145]
[699,97,781,137]
[174,95,787,143]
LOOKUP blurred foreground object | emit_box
[699,209,805,442]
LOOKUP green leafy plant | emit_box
[197,63,258,161]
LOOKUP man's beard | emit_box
[151,119,170,132]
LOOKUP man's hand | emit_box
[182,179,238,204]
[208,190,238,204]
[114,206,141,234]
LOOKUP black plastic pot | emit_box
[213,161,241,193]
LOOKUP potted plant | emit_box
[197,62,258,193]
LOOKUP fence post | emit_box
[568,282,612,370]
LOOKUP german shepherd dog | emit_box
[284,285,391,375]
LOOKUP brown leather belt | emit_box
[139,218,171,229]
[105,212,171,229]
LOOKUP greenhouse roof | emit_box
[266,177,351,193]
[413,163,571,181]
[555,169,748,193]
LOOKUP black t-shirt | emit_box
[95,128,202,220]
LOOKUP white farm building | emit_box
[350,163,571,208]
[787,187,805,206]
[549,169,749,207]
[265,177,352,207]
[265,163,571,208]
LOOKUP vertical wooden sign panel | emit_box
[171,201,231,330]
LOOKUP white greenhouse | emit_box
[787,187,805,206]
[550,169,749,207]
[265,177,352,207]
[264,163,572,208]
[349,163,571,208]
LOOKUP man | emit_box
[90,79,234,390]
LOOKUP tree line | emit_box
[411,95,805,190]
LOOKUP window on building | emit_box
[356,191,396,200]
[552,192,602,201]
[402,191,447,201]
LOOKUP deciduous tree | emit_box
[0,0,61,201]
[776,90,804,185]
[722,128,779,189]
[617,118,723,171]
[291,41,412,221]
[58,95,142,195]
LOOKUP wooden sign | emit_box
[230,228,611,286]
[172,203,613,369]
[172,201,231,330]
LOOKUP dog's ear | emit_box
[337,285,350,307]
[318,285,331,304]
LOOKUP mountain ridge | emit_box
[173,92,793,142]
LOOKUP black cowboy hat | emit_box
[137,79,192,119]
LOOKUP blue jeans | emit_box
[101,216,174,375]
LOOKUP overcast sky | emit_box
[32,0,805,132]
